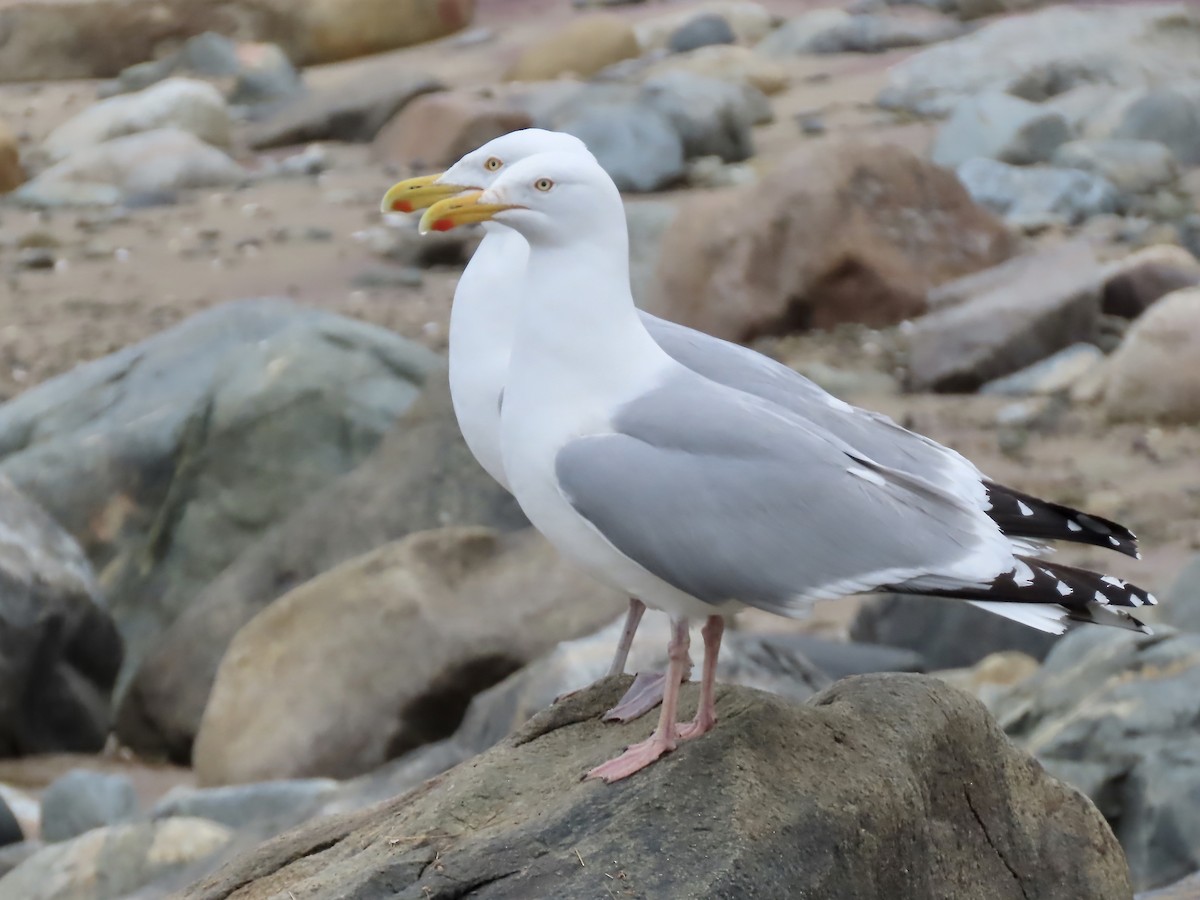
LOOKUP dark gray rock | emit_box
[1161,554,1200,633]
[245,69,443,148]
[152,779,337,835]
[956,157,1120,229]
[0,797,21,848]
[115,368,525,764]
[851,594,1058,668]
[992,628,1200,892]
[0,299,440,700]
[1053,138,1179,197]
[640,70,760,163]
[667,13,736,53]
[907,241,1105,392]
[40,770,138,842]
[179,675,1134,900]
[0,478,122,756]
[979,342,1104,397]
[560,103,685,192]
[932,92,1071,168]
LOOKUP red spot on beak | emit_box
[392,199,413,213]
[432,218,455,232]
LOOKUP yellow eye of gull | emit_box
[485,157,502,171]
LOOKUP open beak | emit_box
[419,191,521,234]
[380,174,474,214]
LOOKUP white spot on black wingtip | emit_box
[1056,580,1072,596]
[1108,536,1121,547]
[1136,551,1143,560]
[1101,575,1125,587]
[1017,500,1033,516]
[1094,590,1107,603]
[1067,520,1083,532]
[1146,592,1158,606]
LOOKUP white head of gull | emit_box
[415,149,1156,783]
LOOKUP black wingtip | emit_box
[984,482,1141,559]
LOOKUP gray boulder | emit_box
[40,771,138,842]
[115,369,524,764]
[1108,85,1200,166]
[0,478,121,755]
[932,92,1071,168]
[0,299,440,697]
[1162,555,1200,633]
[667,13,736,53]
[640,70,760,162]
[560,103,685,192]
[151,779,337,836]
[992,628,1200,891]
[179,675,1133,900]
[956,157,1120,229]
[1053,138,1179,197]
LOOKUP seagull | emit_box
[417,149,1156,783]
[382,129,1143,725]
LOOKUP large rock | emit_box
[42,79,231,163]
[152,779,337,835]
[507,15,639,82]
[244,67,443,149]
[0,120,24,193]
[0,818,231,900]
[560,103,686,193]
[192,526,626,786]
[0,0,473,81]
[1101,244,1200,319]
[116,368,524,764]
[992,628,1200,891]
[0,299,440,696]
[1161,555,1200,633]
[1053,139,1179,197]
[182,675,1132,900]
[650,140,1014,342]
[13,129,246,208]
[879,4,1200,117]
[636,1,774,50]
[906,241,1104,392]
[757,9,963,56]
[1100,287,1200,423]
[640,70,760,162]
[931,92,1071,168]
[1103,84,1200,166]
[852,594,1057,669]
[373,91,532,170]
[641,43,790,95]
[0,478,122,756]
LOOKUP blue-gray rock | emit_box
[0,797,21,848]
[0,299,440,700]
[1162,554,1200,633]
[560,104,685,192]
[851,593,1058,669]
[0,479,122,756]
[151,779,337,835]
[759,9,964,56]
[1053,138,1178,196]
[640,70,759,162]
[1109,85,1200,166]
[878,5,1200,117]
[40,771,138,842]
[956,157,1120,228]
[979,343,1104,397]
[932,92,1071,167]
[992,628,1200,892]
[667,13,736,53]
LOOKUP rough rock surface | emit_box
[191,526,626,786]
[116,369,525,764]
[0,478,122,756]
[651,140,1013,342]
[181,675,1132,900]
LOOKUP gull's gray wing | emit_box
[555,372,1004,615]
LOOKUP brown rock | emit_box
[906,241,1105,393]
[373,92,532,170]
[643,44,790,95]
[649,140,1014,342]
[0,120,24,194]
[1101,244,1200,319]
[1102,286,1200,423]
[181,675,1133,900]
[192,526,625,786]
[0,0,473,82]
[507,15,640,82]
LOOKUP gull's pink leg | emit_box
[677,615,724,741]
[607,597,646,675]
[602,597,680,723]
[586,616,690,783]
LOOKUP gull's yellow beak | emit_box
[380,174,472,214]
[418,191,521,234]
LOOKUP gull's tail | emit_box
[984,481,1140,559]
[892,556,1155,635]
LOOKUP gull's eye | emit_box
[484,157,502,171]
[534,178,554,192]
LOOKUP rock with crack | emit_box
[178,675,1132,899]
